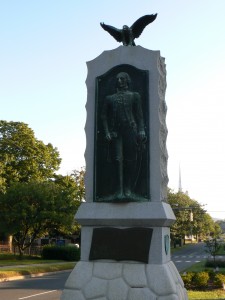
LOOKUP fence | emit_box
[0,243,10,252]
[0,243,43,256]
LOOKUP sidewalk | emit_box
[0,261,72,268]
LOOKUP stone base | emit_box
[61,260,188,300]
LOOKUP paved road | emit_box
[0,243,216,299]
[0,270,71,300]
[171,242,210,272]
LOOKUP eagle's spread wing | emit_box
[100,23,122,42]
[131,14,157,38]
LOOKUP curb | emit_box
[0,269,72,282]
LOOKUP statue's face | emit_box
[116,73,128,89]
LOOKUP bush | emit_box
[181,272,195,288]
[181,271,225,290]
[193,272,209,288]
[214,273,225,288]
[42,245,80,261]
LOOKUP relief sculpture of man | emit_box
[101,72,147,201]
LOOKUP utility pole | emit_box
[178,163,182,192]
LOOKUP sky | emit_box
[1,1,225,219]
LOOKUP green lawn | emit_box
[0,258,67,266]
[0,253,66,266]
[188,289,225,299]
[0,262,76,279]
[0,253,76,279]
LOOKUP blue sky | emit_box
[1,1,225,218]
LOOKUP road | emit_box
[171,242,209,272]
[0,271,71,300]
[0,243,210,299]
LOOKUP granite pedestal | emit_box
[61,46,188,300]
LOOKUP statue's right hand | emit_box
[105,132,112,141]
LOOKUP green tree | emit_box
[204,238,221,267]
[0,161,6,193]
[168,190,195,244]
[195,212,218,240]
[0,120,61,190]
[70,168,85,202]
[52,169,85,236]
[0,180,79,256]
[213,223,222,238]
[168,189,217,244]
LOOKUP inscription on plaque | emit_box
[89,227,153,263]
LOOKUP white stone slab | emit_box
[76,201,175,227]
[84,46,168,204]
[61,261,188,300]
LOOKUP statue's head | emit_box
[122,25,129,31]
[116,72,131,90]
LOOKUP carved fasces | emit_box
[158,56,168,202]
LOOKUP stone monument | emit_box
[61,17,188,300]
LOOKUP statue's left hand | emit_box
[138,131,147,143]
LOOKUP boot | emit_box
[114,160,123,200]
[124,160,134,199]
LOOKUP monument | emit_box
[61,15,188,300]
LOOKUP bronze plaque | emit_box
[89,227,153,263]
[94,64,149,202]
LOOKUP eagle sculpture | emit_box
[100,14,157,46]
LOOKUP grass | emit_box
[183,260,209,272]
[216,246,225,256]
[0,253,68,266]
[0,253,76,279]
[184,260,225,273]
[188,290,225,299]
[0,262,76,279]
[0,258,67,266]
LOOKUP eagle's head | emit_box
[122,25,129,31]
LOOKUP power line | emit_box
[207,211,225,212]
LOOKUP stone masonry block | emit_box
[93,262,122,279]
[60,289,85,300]
[65,261,93,290]
[83,277,107,299]
[146,264,176,295]
[127,287,156,300]
[108,278,128,300]
[123,263,147,287]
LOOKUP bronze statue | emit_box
[101,72,147,201]
[100,14,157,46]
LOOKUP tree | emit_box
[205,238,221,267]
[168,189,217,244]
[168,190,196,244]
[52,169,85,236]
[0,120,61,190]
[0,180,79,256]
[70,168,85,202]
[194,212,218,240]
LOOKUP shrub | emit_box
[42,245,80,261]
[181,272,195,288]
[193,272,209,288]
[214,273,225,288]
